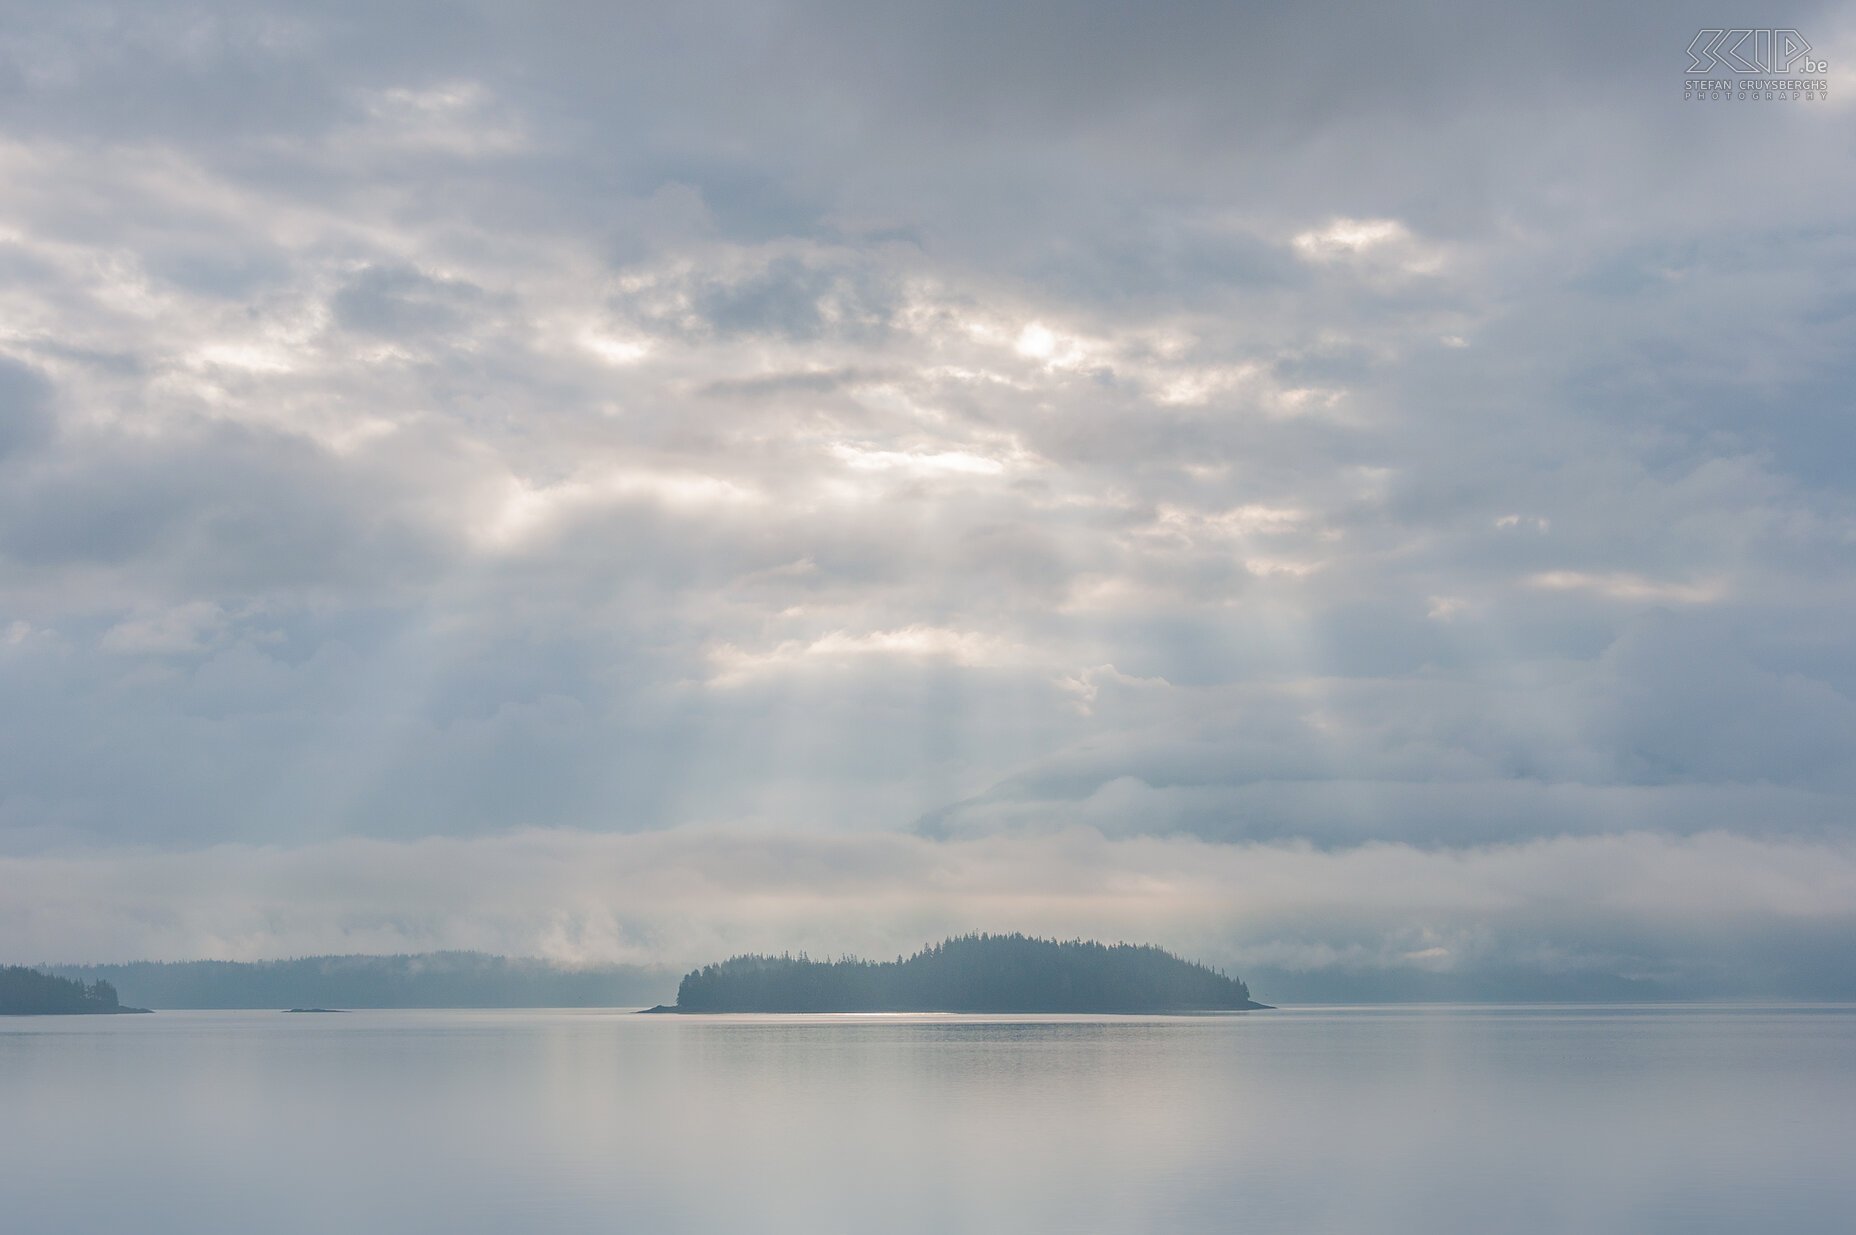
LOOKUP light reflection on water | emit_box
[2,1005,1852,1233]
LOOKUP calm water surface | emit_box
[2,1005,1852,1233]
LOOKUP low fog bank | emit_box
[11,826,1854,1002]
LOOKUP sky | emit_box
[2,1,1855,996]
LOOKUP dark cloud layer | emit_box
[1,0,1853,990]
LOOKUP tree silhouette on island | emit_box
[646,933,1269,1013]
[0,965,150,1015]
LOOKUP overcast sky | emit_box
[3,1,1855,994]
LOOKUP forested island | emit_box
[651,934,1268,1013]
[0,965,149,1015]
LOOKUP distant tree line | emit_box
[46,952,676,1010]
[674,933,1261,1012]
[0,965,127,1015]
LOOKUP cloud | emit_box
[0,357,56,459]
[1291,218,1442,275]
[330,264,490,337]
[1526,571,1725,605]
[98,599,227,655]
[0,0,1853,981]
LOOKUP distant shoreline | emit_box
[40,953,676,1010]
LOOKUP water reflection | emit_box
[2,1007,1851,1233]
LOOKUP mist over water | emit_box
[4,1006,1851,1234]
